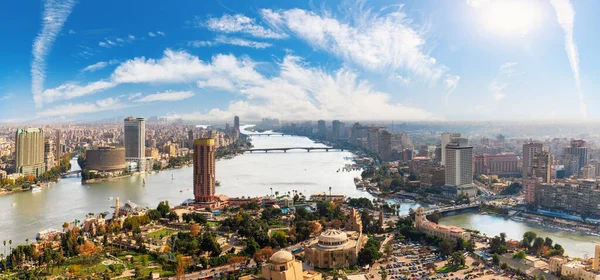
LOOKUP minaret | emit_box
[114,197,120,219]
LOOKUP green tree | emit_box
[492,253,500,265]
[439,239,454,256]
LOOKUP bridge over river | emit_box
[246,147,345,153]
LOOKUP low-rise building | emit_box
[415,207,470,241]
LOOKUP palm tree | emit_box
[8,240,12,253]
[25,238,29,245]
[329,186,332,198]
[270,187,273,197]
[2,240,5,258]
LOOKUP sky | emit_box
[0,0,599,123]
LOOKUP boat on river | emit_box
[31,186,42,193]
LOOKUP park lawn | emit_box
[147,228,176,239]
[436,265,468,273]
[207,221,220,227]
[270,229,289,237]
[46,256,125,278]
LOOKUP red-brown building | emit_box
[193,138,216,202]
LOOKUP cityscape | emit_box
[2,0,600,280]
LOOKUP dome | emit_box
[318,229,349,248]
[270,250,293,264]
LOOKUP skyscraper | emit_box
[444,138,473,187]
[522,142,543,178]
[332,120,341,140]
[193,138,216,202]
[440,132,461,166]
[379,130,392,161]
[564,140,589,177]
[233,116,240,140]
[124,117,146,171]
[234,115,240,131]
[317,120,326,139]
[55,129,61,166]
[532,151,552,183]
[15,128,45,177]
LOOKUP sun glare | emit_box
[481,0,541,36]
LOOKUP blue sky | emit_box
[0,0,598,123]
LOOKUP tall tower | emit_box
[193,138,216,202]
[522,142,543,178]
[332,120,341,140]
[441,132,461,166]
[532,151,552,183]
[317,120,326,139]
[15,128,45,177]
[444,138,473,187]
[124,117,146,171]
[233,116,240,140]
[55,129,61,166]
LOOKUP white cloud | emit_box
[44,50,434,121]
[31,0,77,107]
[489,62,517,101]
[37,97,125,117]
[443,75,460,105]
[188,36,272,49]
[157,31,165,36]
[41,80,117,103]
[466,0,492,8]
[81,61,107,72]
[98,41,107,47]
[135,90,195,103]
[550,0,586,119]
[127,92,142,100]
[148,32,156,37]
[68,29,75,34]
[0,93,15,101]
[261,7,449,84]
[81,59,119,73]
[172,55,435,122]
[128,34,135,40]
[204,14,288,39]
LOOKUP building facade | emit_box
[15,128,45,177]
[534,180,600,217]
[124,117,147,172]
[444,138,474,189]
[85,147,126,172]
[532,151,552,183]
[415,207,470,241]
[193,138,216,202]
[441,132,461,166]
[260,251,322,280]
[523,142,544,179]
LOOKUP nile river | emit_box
[0,126,598,257]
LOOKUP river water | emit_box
[0,126,598,257]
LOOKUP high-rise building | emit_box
[532,151,552,183]
[564,140,589,177]
[317,120,326,139]
[522,142,544,179]
[233,116,240,140]
[15,128,45,177]
[193,138,216,202]
[124,117,146,171]
[55,129,61,166]
[441,132,461,166]
[234,115,240,131]
[44,140,55,172]
[378,130,392,161]
[473,155,485,175]
[444,138,473,187]
[332,120,341,140]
